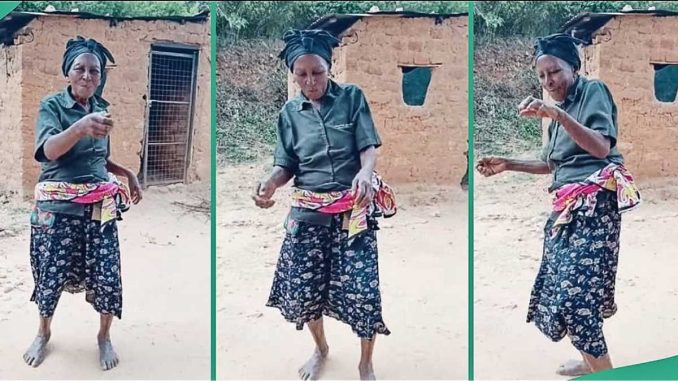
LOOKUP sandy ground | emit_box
[474,168,678,380]
[0,184,211,380]
[216,163,468,380]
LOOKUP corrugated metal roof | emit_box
[308,11,468,36]
[562,9,678,44]
[0,9,209,46]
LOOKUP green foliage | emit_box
[474,38,543,156]
[216,39,287,164]
[216,1,467,43]
[475,1,678,40]
[15,1,206,17]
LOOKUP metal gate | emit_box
[142,46,198,186]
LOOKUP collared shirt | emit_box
[541,76,624,191]
[274,80,382,225]
[34,86,111,216]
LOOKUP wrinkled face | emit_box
[292,54,330,101]
[535,54,576,102]
[67,53,101,101]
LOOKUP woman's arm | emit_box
[352,146,377,207]
[106,158,133,178]
[42,124,84,161]
[358,146,377,173]
[42,112,113,161]
[106,158,143,204]
[555,109,611,159]
[252,166,294,209]
[476,157,551,177]
[505,158,551,174]
[267,166,294,189]
[520,96,611,159]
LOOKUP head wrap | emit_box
[278,29,340,72]
[62,36,115,97]
[534,33,584,71]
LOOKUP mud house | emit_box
[0,10,210,198]
[559,10,678,179]
[288,11,468,185]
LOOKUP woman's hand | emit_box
[518,96,560,120]
[252,178,277,209]
[76,111,114,139]
[476,157,509,177]
[127,172,143,204]
[352,170,374,208]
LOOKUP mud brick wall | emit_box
[288,15,469,185]
[0,44,24,195]
[587,15,678,178]
[17,15,210,196]
[581,15,678,179]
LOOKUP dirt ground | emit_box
[473,167,678,380]
[216,163,468,380]
[0,183,211,380]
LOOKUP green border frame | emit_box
[210,1,217,380]
[3,0,678,380]
[0,1,19,18]
[467,1,475,380]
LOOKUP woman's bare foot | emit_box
[98,336,119,371]
[298,345,328,380]
[556,359,592,377]
[23,333,51,367]
[359,362,376,380]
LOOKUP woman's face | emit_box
[292,54,330,101]
[535,54,576,102]
[67,53,101,101]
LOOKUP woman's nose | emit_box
[545,75,553,87]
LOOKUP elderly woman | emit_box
[23,36,142,371]
[252,29,396,381]
[477,33,641,376]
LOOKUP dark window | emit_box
[401,66,433,106]
[653,63,678,103]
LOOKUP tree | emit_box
[15,1,204,17]
[217,1,468,42]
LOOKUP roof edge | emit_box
[561,9,678,43]
[308,11,468,35]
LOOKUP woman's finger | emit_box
[252,182,262,198]
[355,182,366,206]
[351,177,360,196]
[527,99,543,111]
[519,109,538,118]
[518,96,534,110]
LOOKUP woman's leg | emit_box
[23,316,53,367]
[98,313,119,371]
[25,213,76,368]
[298,317,329,380]
[359,337,377,380]
[558,350,612,376]
[84,213,123,371]
[582,351,613,372]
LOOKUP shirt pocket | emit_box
[325,122,356,149]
